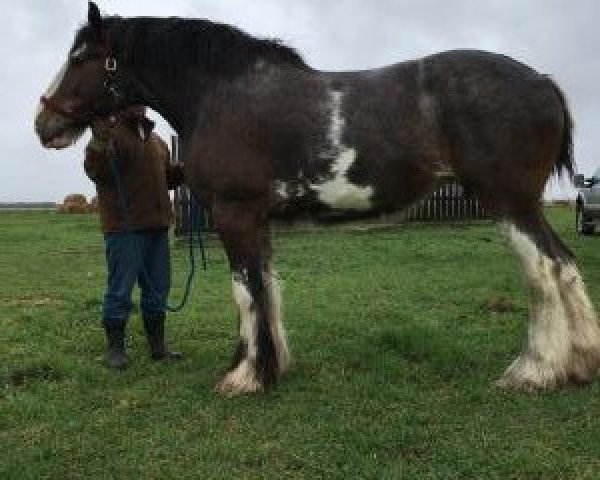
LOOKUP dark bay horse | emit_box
[35,2,600,394]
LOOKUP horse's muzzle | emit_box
[34,106,80,149]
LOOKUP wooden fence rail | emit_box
[400,183,487,222]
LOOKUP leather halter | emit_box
[40,36,122,123]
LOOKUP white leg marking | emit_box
[264,267,290,374]
[556,263,600,383]
[217,275,261,394]
[70,43,88,60]
[312,90,374,210]
[498,225,569,389]
[497,224,600,390]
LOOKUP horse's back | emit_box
[421,49,561,120]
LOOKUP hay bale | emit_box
[59,194,89,214]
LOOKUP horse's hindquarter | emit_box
[423,50,566,201]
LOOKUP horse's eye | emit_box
[70,56,84,67]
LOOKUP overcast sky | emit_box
[3,0,599,202]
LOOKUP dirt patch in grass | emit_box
[481,295,518,314]
[2,364,64,388]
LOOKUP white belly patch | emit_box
[311,90,373,211]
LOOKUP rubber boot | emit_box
[103,320,128,369]
[142,312,182,360]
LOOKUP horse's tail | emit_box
[547,77,575,179]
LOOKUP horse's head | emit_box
[35,2,128,149]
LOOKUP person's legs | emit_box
[138,229,181,359]
[102,231,141,368]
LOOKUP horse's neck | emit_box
[118,21,292,137]
[131,76,191,137]
[122,51,198,135]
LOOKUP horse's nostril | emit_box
[35,110,64,142]
[35,120,48,141]
[34,116,56,145]
[34,122,44,139]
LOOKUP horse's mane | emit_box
[73,16,309,78]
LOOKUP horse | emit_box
[35,2,600,395]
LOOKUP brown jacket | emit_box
[84,119,183,232]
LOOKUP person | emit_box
[84,106,184,369]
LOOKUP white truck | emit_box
[575,170,600,234]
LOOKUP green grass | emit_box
[1,207,600,479]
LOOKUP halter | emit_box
[40,34,123,123]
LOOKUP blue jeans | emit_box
[102,229,171,323]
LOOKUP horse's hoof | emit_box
[215,360,263,395]
[494,375,547,392]
[494,355,565,392]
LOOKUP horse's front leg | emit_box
[213,201,290,394]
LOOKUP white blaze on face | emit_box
[36,61,68,118]
[312,90,374,211]
[35,43,92,149]
[70,42,88,60]
[36,43,87,119]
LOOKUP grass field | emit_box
[1,207,600,479]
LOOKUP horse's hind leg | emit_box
[497,213,600,390]
[212,201,290,394]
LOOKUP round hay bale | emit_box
[59,193,90,214]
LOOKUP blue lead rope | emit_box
[106,139,205,313]
[167,190,207,312]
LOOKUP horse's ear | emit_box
[88,2,102,31]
